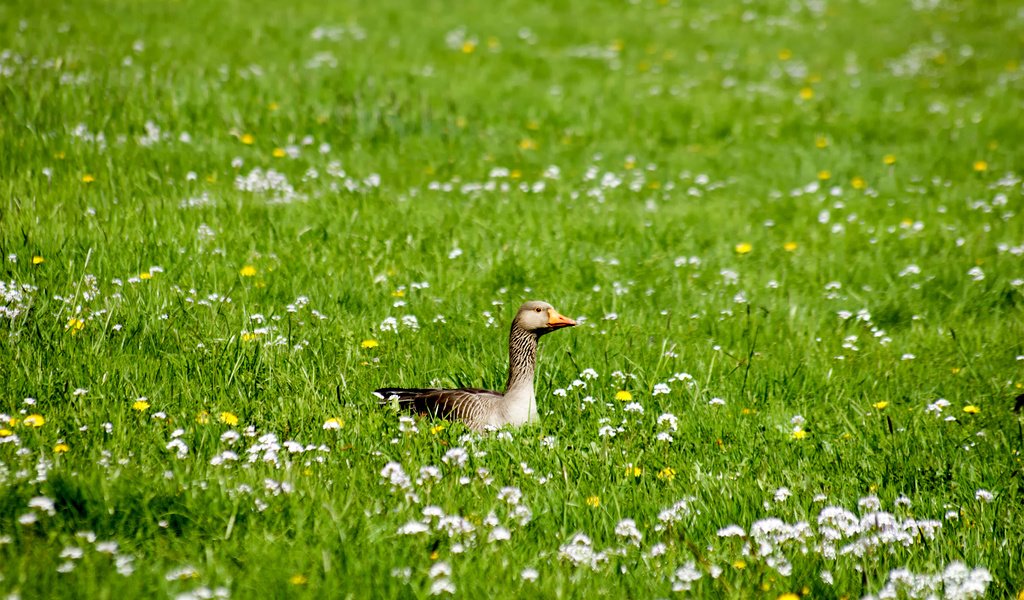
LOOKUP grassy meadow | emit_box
[2,0,1023,597]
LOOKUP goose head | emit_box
[514,300,576,336]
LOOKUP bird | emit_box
[375,300,576,432]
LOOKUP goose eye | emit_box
[535,307,542,312]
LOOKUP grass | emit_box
[1,0,1023,597]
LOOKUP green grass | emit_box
[1,0,1023,597]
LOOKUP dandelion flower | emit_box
[361,339,379,349]
[323,418,344,430]
[219,412,239,425]
[82,174,95,183]
[851,176,866,190]
[817,170,831,181]
[239,265,257,277]
[815,136,829,149]
[799,87,814,100]
[963,405,981,415]
[196,411,211,424]
[791,428,808,440]
[241,134,255,145]
[625,465,642,478]
[883,154,897,166]
[783,242,798,252]
[657,467,676,481]
[873,401,889,410]
[732,560,746,569]
[461,40,476,54]
[586,495,600,508]
[778,594,800,600]
[66,318,85,335]
[132,399,151,411]
[54,443,70,453]
[973,160,988,172]
[735,242,753,255]
[272,148,286,158]
[23,414,45,427]
[615,390,633,401]
[32,256,45,265]
[518,138,537,151]
[289,574,308,585]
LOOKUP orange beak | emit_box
[547,309,577,329]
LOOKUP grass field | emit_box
[2,0,1023,597]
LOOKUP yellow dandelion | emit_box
[461,40,476,54]
[615,390,633,401]
[624,158,636,170]
[732,559,746,569]
[323,418,344,430]
[32,256,45,265]
[963,405,981,415]
[360,339,379,349]
[1017,589,1024,600]
[625,465,642,478]
[851,176,866,190]
[0,429,14,437]
[219,412,239,426]
[741,407,756,415]
[585,495,601,508]
[241,332,259,342]
[778,594,801,600]
[430,424,446,435]
[509,169,522,179]
[23,414,45,427]
[132,400,150,411]
[951,367,961,375]
[391,289,405,297]
[272,148,286,158]
[973,160,988,172]
[657,466,676,481]
[783,242,798,252]
[54,443,70,453]
[81,174,95,183]
[239,265,257,277]
[817,170,831,181]
[139,272,152,280]
[815,136,829,149]
[778,48,792,61]
[883,154,897,166]
[799,87,814,100]
[518,138,537,151]
[791,429,808,440]
[196,411,211,424]
[240,133,255,145]
[735,242,753,255]
[873,401,889,410]
[289,574,307,586]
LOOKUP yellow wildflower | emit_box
[735,242,753,255]
[518,138,537,151]
[851,176,866,190]
[82,174,95,183]
[391,289,405,297]
[132,399,150,411]
[66,318,85,335]
[625,465,642,478]
[272,148,286,158]
[963,405,981,415]
[241,133,255,145]
[23,414,45,427]
[430,424,446,435]
[219,412,239,426]
[289,574,308,586]
[872,401,889,410]
[360,339,379,349]
[615,390,633,401]
[883,154,897,166]
[239,265,257,277]
[586,495,601,508]
[791,429,808,440]
[778,594,801,600]
[32,256,45,265]
[817,170,831,181]
[657,466,676,481]
[815,135,829,149]
[783,242,798,252]
[139,272,152,280]
[0,429,13,437]
[323,418,344,430]
[951,367,961,375]
[54,443,70,453]
[268,101,279,111]
[196,411,211,424]
[461,40,476,54]
[799,87,814,100]
[732,559,746,569]
[973,160,988,172]
[778,49,792,60]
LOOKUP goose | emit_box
[375,300,576,432]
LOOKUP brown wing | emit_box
[375,387,501,430]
